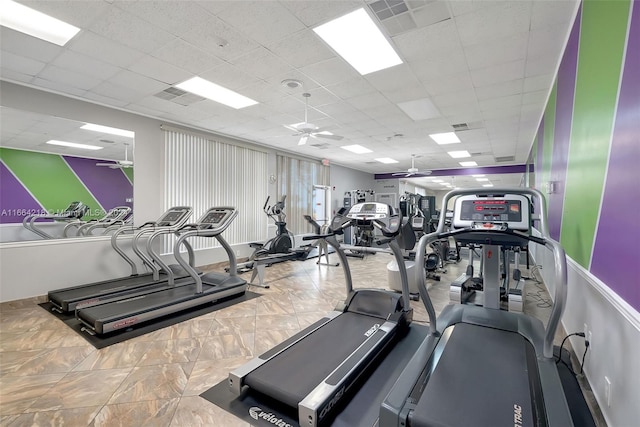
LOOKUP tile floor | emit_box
[0,249,604,426]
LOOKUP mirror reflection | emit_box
[0,106,134,243]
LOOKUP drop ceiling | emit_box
[0,0,578,190]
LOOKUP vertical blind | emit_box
[163,129,268,253]
[276,154,329,235]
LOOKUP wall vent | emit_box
[452,123,469,131]
[495,155,515,163]
[367,0,451,37]
[310,143,330,149]
[154,87,206,106]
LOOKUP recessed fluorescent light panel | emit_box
[472,174,485,177]
[429,132,460,145]
[0,0,80,46]
[313,8,402,75]
[46,140,103,150]
[375,158,399,164]
[476,178,489,182]
[81,123,135,138]
[397,98,441,121]
[448,150,471,159]
[459,161,478,167]
[341,144,372,154]
[175,77,258,109]
[432,179,443,183]
[482,184,494,187]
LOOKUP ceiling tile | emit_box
[31,77,86,97]
[392,19,462,62]
[471,59,525,88]
[230,47,295,81]
[299,57,361,87]
[0,27,63,62]
[199,62,262,92]
[52,50,121,81]
[281,1,362,27]
[0,50,46,76]
[475,79,523,101]
[411,50,468,82]
[181,16,260,62]
[265,29,335,69]
[479,93,522,112]
[116,1,214,38]
[421,71,474,96]
[106,70,168,97]
[455,1,531,46]
[129,55,191,86]
[67,31,145,68]
[464,32,528,70]
[530,0,578,30]
[523,73,553,92]
[151,38,223,75]
[38,64,102,91]
[525,55,559,78]
[216,1,306,45]
[20,0,112,28]
[87,5,176,54]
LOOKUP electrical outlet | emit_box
[604,376,611,407]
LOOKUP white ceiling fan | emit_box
[284,93,344,145]
[391,154,432,177]
[96,143,133,169]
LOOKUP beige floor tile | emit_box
[25,369,131,412]
[6,406,101,426]
[91,398,179,427]
[136,338,202,366]
[198,334,254,360]
[0,373,66,415]
[73,341,151,371]
[169,396,249,427]
[108,364,193,404]
[0,346,94,376]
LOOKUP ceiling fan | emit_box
[284,93,344,145]
[97,143,133,169]
[391,154,432,177]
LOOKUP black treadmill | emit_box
[380,188,574,427]
[47,206,194,312]
[75,206,247,335]
[229,202,414,426]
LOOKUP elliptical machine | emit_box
[249,196,294,260]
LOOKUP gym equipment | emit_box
[75,207,247,335]
[63,206,131,237]
[23,201,89,239]
[229,201,413,427]
[380,187,574,427]
[47,206,194,313]
[249,195,294,259]
[303,214,338,267]
[343,189,375,248]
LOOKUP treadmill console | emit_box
[198,207,235,230]
[453,195,530,231]
[61,201,89,218]
[156,207,192,227]
[103,206,131,221]
[347,202,401,236]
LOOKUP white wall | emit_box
[329,164,375,214]
[529,244,640,427]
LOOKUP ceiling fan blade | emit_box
[391,172,410,177]
[283,124,299,132]
[298,135,309,145]
[314,133,344,140]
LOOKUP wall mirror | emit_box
[0,106,134,243]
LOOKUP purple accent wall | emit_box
[548,5,582,241]
[536,119,544,190]
[374,164,526,180]
[0,162,44,224]
[591,2,640,310]
[63,156,133,213]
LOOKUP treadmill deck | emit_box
[410,322,544,427]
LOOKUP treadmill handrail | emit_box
[415,187,566,358]
[145,227,196,285]
[173,208,238,294]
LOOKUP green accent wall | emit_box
[542,81,557,200]
[0,148,102,219]
[123,167,134,184]
[560,0,630,267]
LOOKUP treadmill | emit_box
[75,206,247,335]
[23,201,89,239]
[47,206,194,312]
[380,188,574,427]
[229,202,414,427]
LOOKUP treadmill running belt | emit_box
[245,312,383,408]
[411,323,540,427]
